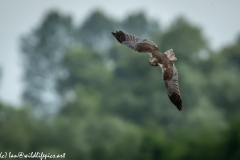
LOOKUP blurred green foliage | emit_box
[0,10,240,159]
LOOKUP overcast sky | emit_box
[0,0,240,106]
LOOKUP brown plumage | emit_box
[111,31,183,111]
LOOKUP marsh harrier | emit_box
[112,31,183,110]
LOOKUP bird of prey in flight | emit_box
[111,31,183,111]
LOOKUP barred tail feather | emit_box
[164,49,177,61]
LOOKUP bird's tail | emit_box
[164,49,177,61]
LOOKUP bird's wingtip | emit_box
[111,30,125,44]
[168,93,183,111]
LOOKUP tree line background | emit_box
[1,10,240,160]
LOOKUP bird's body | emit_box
[112,31,183,110]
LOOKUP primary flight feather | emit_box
[111,31,183,111]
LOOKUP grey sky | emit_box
[0,0,240,106]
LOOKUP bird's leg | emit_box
[149,57,158,66]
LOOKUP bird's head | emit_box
[149,57,158,66]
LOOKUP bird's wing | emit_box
[162,63,182,110]
[111,31,157,53]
